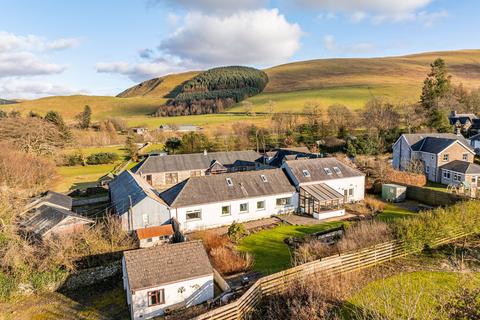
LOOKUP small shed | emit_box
[382,184,407,202]
[136,224,174,248]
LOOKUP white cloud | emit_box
[159,9,301,66]
[46,38,81,51]
[153,0,267,15]
[0,31,80,52]
[297,0,441,23]
[96,60,187,82]
[323,34,375,55]
[0,79,87,99]
[416,9,448,27]
[0,52,65,77]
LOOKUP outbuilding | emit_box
[122,240,214,319]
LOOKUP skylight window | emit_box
[302,170,311,177]
[324,168,332,175]
[333,167,341,174]
[260,174,268,182]
[226,178,233,187]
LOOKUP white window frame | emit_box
[333,167,341,174]
[186,209,202,221]
[226,178,233,187]
[324,168,332,175]
[256,200,265,211]
[221,205,231,216]
[302,170,310,177]
[260,174,268,182]
[276,197,292,207]
[239,202,249,213]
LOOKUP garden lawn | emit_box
[238,222,344,275]
[376,202,417,221]
[344,271,480,320]
[425,181,448,193]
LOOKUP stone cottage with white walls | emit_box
[123,241,213,319]
[159,168,297,232]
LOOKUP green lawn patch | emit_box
[238,222,344,275]
[345,271,480,320]
[425,181,448,193]
[376,202,417,221]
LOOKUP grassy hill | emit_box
[0,98,18,105]
[2,49,480,125]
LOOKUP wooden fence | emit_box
[192,230,471,320]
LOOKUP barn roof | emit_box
[131,150,261,174]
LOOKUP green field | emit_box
[238,222,344,275]
[377,202,417,221]
[345,271,480,319]
[3,50,479,129]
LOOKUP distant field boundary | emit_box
[192,229,473,320]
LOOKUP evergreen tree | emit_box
[420,58,452,112]
[428,109,453,133]
[76,105,92,129]
[44,110,73,142]
[165,137,181,154]
[125,135,139,161]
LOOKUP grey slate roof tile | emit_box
[123,240,212,291]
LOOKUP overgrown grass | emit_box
[238,222,344,275]
[345,271,480,320]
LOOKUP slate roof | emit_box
[440,160,480,174]
[109,170,166,216]
[123,240,213,291]
[284,157,364,185]
[469,132,480,141]
[267,147,315,167]
[449,113,477,125]
[131,150,261,174]
[471,119,480,130]
[410,137,474,154]
[21,205,93,237]
[160,168,295,207]
[401,133,470,146]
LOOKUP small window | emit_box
[463,153,469,161]
[142,213,149,226]
[324,168,332,175]
[426,166,430,174]
[256,200,265,210]
[443,154,449,161]
[146,238,153,243]
[221,205,231,216]
[260,174,268,182]
[186,210,202,220]
[333,167,341,174]
[148,289,165,306]
[276,197,292,206]
[302,170,311,177]
[239,203,249,213]
[226,178,233,187]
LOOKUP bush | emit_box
[62,152,85,166]
[86,152,119,165]
[227,221,247,243]
[209,247,253,275]
[385,168,426,187]
[364,196,385,213]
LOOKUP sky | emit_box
[0,0,478,99]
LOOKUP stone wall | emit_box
[60,260,121,291]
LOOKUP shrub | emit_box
[385,168,426,187]
[62,151,86,166]
[86,152,119,165]
[227,222,247,243]
[209,247,253,275]
[364,196,385,213]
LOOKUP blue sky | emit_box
[0,0,478,98]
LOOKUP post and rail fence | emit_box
[192,229,473,320]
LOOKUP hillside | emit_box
[3,49,480,124]
[0,98,18,105]
[116,71,199,98]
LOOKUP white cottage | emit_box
[282,157,365,220]
[159,168,297,232]
[123,241,214,319]
[109,170,171,232]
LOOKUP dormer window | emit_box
[324,168,332,175]
[302,170,311,177]
[333,167,341,174]
[226,178,233,186]
[260,174,268,182]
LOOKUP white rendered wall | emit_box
[128,274,214,320]
[172,192,298,232]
